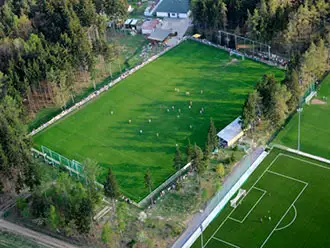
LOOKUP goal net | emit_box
[230,188,247,208]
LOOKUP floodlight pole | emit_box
[297,108,303,151]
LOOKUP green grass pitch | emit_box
[192,147,330,248]
[32,40,284,202]
[274,74,330,160]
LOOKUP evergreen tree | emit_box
[186,138,193,163]
[203,142,211,161]
[75,197,93,234]
[192,144,205,175]
[173,146,183,171]
[104,168,120,199]
[242,91,261,129]
[144,169,153,205]
[207,118,218,151]
[285,69,301,111]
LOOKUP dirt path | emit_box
[0,219,79,248]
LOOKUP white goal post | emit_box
[230,188,247,208]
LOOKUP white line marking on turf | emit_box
[228,216,242,223]
[259,183,308,248]
[253,186,267,193]
[230,190,267,224]
[281,153,330,171]
[275,205,297,231]
[266,170,308,185]
[212,237,241,248]
[203,154,282,247]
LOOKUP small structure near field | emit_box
[217,117,244,147]
[142,19,160,35]
[156,0,190,18]
[148,29,172,44]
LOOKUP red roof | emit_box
[142,19,160,30]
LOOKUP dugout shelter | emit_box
[217,117,244,147]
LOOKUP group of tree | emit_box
[242,74,293,130]
[30,161,102,234]
[0,95,40,193]
[173,119,218,180]
[191,0,262,39]
[0,0,128,114]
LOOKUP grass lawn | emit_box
[274,74,330,159]
[192,147,330,248]
[32,40,284,202]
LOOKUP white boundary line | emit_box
[275,205,297,231]
[203,153,282,247]
[203,152,316,248]
[212,236,241,248]
[229,189,267,224]
[266,170,308,185]
[259,183,308,248]
[281,153,330,170]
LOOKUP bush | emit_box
[215,163,225,178]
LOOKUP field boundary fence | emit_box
[171,147,268,248]
[32,146,191,208]
[31,146,104,188]
[272,144,330,165]
[188,34,288,69]
[138,162,192,207]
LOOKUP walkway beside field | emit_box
[172,147,264,248]
[0,219,79,248]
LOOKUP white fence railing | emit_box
[272,144,330,165]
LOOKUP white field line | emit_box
[266,170,308,185]
[203,154,282,247]
[229,189,267,224]
[275,205,297,231]
[281,153,330,171]
[212,237,241,248]
[253,187,267,193]
[202,151,329,248]
[259,183,308,248]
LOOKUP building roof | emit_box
[156,0,190,14]
[217,117,243,143]
[130,19,138,25]
[142,19,160,30]
[148,29,172,42]
[124,19,132,25]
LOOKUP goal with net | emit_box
[230,188,247,208]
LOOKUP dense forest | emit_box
[191,0,330,132]
[0,0,128,192]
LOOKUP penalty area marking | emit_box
[212,236,241,248]
[228,188,267,224]
[201,151,326,248]
[275,205,297,231]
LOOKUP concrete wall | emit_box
[156,12,168,17]
[178,13,188,18]
[156,11,189,18]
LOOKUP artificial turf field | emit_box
[274,74,330,160]
[33,40,284,202]
[192,147,330,248]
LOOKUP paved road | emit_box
[0,219,79,248]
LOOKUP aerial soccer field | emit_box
[33,40,284,202]
[192,147,330,248]
[275,74,330,160]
